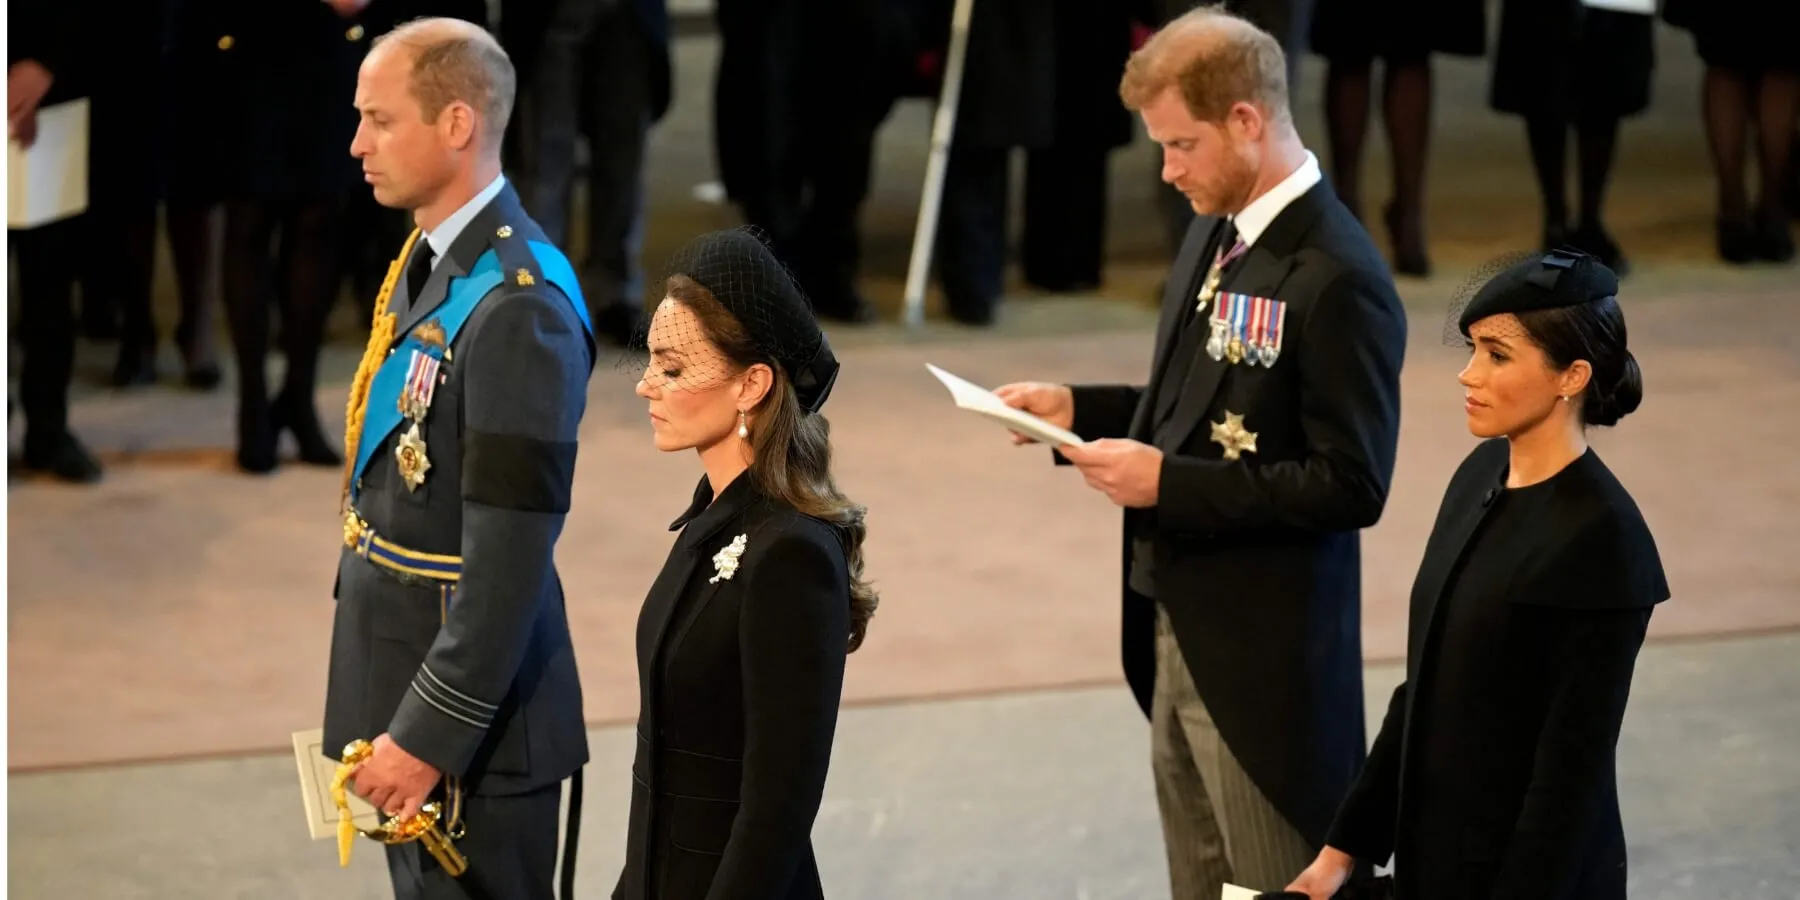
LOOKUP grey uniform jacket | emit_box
[323,184,594,796]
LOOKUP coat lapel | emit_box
[1157,231,1301,450]
[392,185,527,343]
[1153,184,1337,449]
[1133,217,1227,439]
[645,474,760,662]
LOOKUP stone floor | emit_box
[10,633,1800,899]
[8,12,1800,900]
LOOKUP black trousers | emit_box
[937,145,1010,322]
[1022,144,1112,290]
[385,784,564,900]
[218,195,344,458]
[714,0,892,316]
[506,0,655,316]
[9,215,84,449]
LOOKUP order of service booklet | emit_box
[292,727,381,841]
[925,363,1085,448]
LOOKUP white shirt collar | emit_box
[421,173,507,265]
[1230,150,1322,247]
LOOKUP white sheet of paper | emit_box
[292,728,381,840]
[1220,885,1260,900]
[925,363,1085,447]
[1580,0,1654,14]
[8,97,90,229]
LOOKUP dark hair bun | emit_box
[1586,349,1642,427]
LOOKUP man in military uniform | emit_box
[325,17,596,900]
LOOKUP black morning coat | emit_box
[1061,181,1410,847]
[614,471,853,900]
[1327,439,1670,900]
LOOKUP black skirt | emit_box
[1309,0,1487,62]
[1663,0,1800,72]
[1489,0,1653,119]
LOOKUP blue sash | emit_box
[350,240,594,501]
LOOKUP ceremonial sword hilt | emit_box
[334,740,469,877]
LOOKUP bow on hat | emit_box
[665,227,843,415]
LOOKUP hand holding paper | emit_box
[925,364,1083,447]
[1284,845,1356,899]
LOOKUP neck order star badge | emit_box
[1210,410,1258,461]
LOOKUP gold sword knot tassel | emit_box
[330,740,469,877]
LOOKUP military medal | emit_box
[392,317,450,489]
[1195,235,1248,314]
[1210,411,1258,461]
[399,348,444,420]
[1210,292,1287,367]
[1260,296,1289,366]
[395,422,432,491]
[1206,318,1228,361]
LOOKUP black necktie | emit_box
[406,240,437,301]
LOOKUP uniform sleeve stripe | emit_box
[411,676,494,726]
[420,664,499,711]
[409,682,490,729]
[411,672,495,726]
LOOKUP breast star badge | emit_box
[395,422,432,491]
[1210,411,1258,461]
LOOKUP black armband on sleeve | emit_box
[462,428,578,513]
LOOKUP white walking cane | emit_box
[900,0,977,329]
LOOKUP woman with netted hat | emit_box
[613,227,874,900]
[1287,249,1670,900]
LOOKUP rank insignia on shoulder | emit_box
[1208,292,1289,367]
[515,268,535,286]
[495,225,513,239]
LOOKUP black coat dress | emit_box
[1489,0,1653,120]
[164,0,372,203]
[1326,440,1670,900]
[1309,0,1486,62]
[614,472,852,900]
[1662,0,1800,72]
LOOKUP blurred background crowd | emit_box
[7,0,1798,484]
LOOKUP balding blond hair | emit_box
[1120,5,1291,126]
[374,17,515,148]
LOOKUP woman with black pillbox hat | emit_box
[1287,248,1671,900]
[614,226,874,900]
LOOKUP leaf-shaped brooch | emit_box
[709,533,748,584]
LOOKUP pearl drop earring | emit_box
[738,410,749,439]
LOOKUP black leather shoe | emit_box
[237,400,279,474]
[111,347,158,388]
[1569,223,1629,277]
[274,390,342,467]
[1754,208,1795,263]
[21,432,103,484]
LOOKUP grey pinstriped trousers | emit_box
[1151,606,1317,897]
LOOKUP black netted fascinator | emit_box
[1445,247,1620,345]
[626,226,841,415]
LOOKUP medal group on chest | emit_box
[1193,235,1281,463]
[396,319,452,492]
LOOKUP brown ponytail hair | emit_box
[666,275,878,652]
